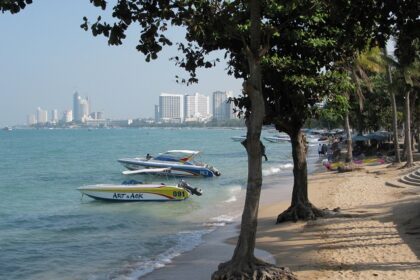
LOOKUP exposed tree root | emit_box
[403,162,416,169]
[212,257,297,280]
[276,202,325,223]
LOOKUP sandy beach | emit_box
[257,163,420,279]
[141,163,420,279]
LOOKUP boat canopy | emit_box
[154,150,200,162]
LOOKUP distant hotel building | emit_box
[158,93,184,123]
[27,114,37,126]
[36,107,48,124]
[73,92,90,122]
[184,92,210,122]
[62,110,73,123]
[212,91,235,121]
[51,109,59,123]
[154,105,160,122]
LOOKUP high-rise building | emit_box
[159,93,184,123]
[36,107,48,124]
[73,92,90,122]
[212,91,235,121]
[62,110,73,123]
[51,109,59,123]
[184,93,210,121]
[27,114,37,126]
[154,105,160,122]
[80,98,90,122]
[73,92,81,121]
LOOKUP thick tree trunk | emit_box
[276,129,324,223]
[344,111,353,162]
[404,90,414,167]
[212,1,296,279]
[387,64,401,163]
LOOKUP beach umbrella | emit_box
[352,135,370,141]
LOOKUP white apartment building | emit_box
[62,110,73,123]
[36,107,48,124]
[73,92,90,122]
[51,109,59,123]
[27,114,37,126]
[159,93,184,123]
[184,92,210,121]
[212,91,235,121]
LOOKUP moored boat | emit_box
[263,134,291,143]
[78,180,202,201]
[118,150,221,177]
[231,135,246,142]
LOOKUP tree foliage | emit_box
[0,0,32,14]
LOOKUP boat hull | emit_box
[263,136,291,143]
[231,136,246,142]
[78,184,190,201]
[118,159,217,177]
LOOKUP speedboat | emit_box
[78,180,202,201]
[118,150,221,177]
[263,134,291,143]
[231,135,246,142]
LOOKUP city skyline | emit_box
[25,89,237,126]
[0,1,241,127]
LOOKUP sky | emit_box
[0,1,242,126]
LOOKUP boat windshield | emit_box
[154,150,200,163]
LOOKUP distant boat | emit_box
[78,180,202,201]
[264,134,291,143]
[231,135,246,142]
[2,127,12,131]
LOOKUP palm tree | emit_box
[401,60,420,167]
[342,47,384,163]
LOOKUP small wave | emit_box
[117,229,212,280]
[224,196,237,203]
[211,214,235,223]
[204,214,236,227]
[228,185,242,193]
[262,163,293,176]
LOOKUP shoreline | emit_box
[139,154,321,279]
[139,165,301,280]
[140,173,295,280]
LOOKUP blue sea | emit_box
[0,128,319,279]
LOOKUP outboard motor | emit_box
[209,166,221,176]
[179,180,203,196]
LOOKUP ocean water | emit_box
[0,128,319,279]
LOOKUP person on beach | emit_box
[261,142,268,161]
[318,144,323,157]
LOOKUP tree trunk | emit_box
[276,129,324,223]
[404,90,414,167]
[344,111,353,162]
[410,92,416,151]
[357,109,364,135]
[417,96,420,153]
[387,64,401,163]
[212,1,296,279]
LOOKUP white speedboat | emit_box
[78,180,202,201]
[231,135,246,142]
[263,134,291,143]
[118,150,221,178]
